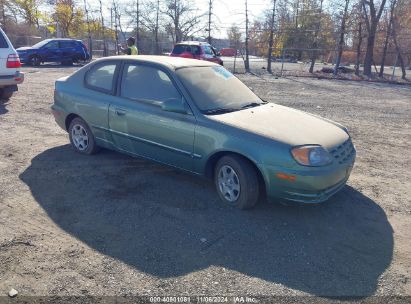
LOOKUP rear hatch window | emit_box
[172,44,201,56]
[0,31,9,48]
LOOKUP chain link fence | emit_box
[7,35,410,80]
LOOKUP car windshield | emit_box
[31,39,51,48]
[176,66,264,114]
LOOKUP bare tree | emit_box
[267,0,277,74]
[362,0,387,76]
[355,19,364,75]
[379,0,396,77]
[140,0,162,54]
[163,0,203,43]
[334,0,350,75]
[309,0,324,74]
[391,5,406,79]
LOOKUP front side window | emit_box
[44,41,59,49]
[203,45,214,56]
[85,63,117,93]
[121,64,181,105]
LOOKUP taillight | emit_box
[7,54,21,68]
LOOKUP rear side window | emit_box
[60,41,74,48]
[120,64,181,105]
[0,31,9,48]
[85,63,117,93]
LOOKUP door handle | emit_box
[115,109,126,116]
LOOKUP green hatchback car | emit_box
[52,55,356,209]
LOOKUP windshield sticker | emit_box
[212,66,233,80]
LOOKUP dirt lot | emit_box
[0,64,410,301]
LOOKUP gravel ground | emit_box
[0,64,410,302]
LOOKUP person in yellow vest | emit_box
[120,37,138,55]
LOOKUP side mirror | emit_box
[217,52,221,57]
[162,98,189,114]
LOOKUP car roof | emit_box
[95,55,217,70]
[175,41,210,46]
[46,38,80,42]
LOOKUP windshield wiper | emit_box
[240,101,267,109]
[203,107,238,115]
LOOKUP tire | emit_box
[61,59,73,66]
[214,155,260,209]
[68,117,99,155]
[29,55,41,66]
[0,88,13,100]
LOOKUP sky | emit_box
[84,0,271,39]
[194,0,270,38]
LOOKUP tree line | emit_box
[0,0,409,79]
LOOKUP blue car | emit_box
[16,38,90,66]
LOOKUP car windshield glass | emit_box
[31,39,51,48]
[176,66,263,113]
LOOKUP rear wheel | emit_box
[68,117,99,155]
[61,58,73,66]
[29,55,40,66]
[214,155,260,209]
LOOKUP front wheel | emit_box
[214,155,260,209]
[68,117,99,155]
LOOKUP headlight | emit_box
[291,145,332,166]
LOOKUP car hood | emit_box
[207,103,349,149]
[16,47,35,51]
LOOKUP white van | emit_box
[0,27,24,100]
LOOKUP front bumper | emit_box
[259,152,355,204]
[0,71,24,86]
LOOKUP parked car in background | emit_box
[16,38,90,66]
[220,48,236,57]
[170,41,223,65]
[52,55,356,209]
[0,27,24,100]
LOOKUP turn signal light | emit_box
[276,172,296,182]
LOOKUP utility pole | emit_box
[113,3,119,55]
[267,0,277,74]
[245,0,250,72]
[98,0,107,56]
[83,0,92,60]
[136,0,140,49]
[155,0,160,54]
[208,0,212,44]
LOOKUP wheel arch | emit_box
[204,151,267,196]
[65,113,83,131]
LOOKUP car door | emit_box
[40,40,61,62]
[108,62,197,171]
[60,40,75,61]
[203,45,219,63]
[83,60,120,145]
